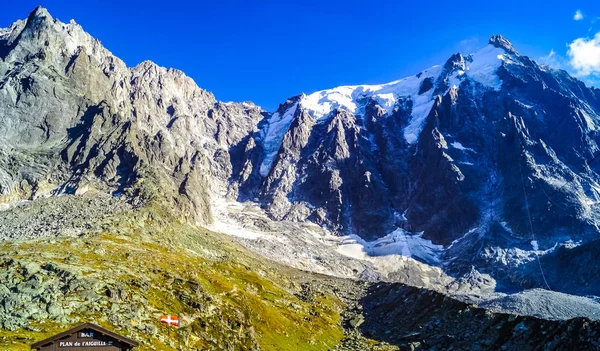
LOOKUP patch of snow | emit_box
[464,45,506,90]
[563,239,582,249]
[451,163,465,181]
[259,102,299,176]
[442,152,454,162]
[241,102,256,108]
[450,141,476,153]
[394,210,407,221]
[298,66,443,144]
[499,220,515,234]
[300,65,442,121]
[208,197,283,241]
[577,106,597,131]
[480,289,600,321]
[516,100,534,109]
[444,45,507,93]
[337,228,444,265]
[296,44,510,145]
[531,240,539,251]
[484,241,562,267]
[448,225,486,250]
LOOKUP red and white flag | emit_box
[160,315,179,327]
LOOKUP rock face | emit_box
[0,258,100,331]
[0,6,264,226]
[3,6,600,296]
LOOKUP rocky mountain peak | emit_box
[0,5,269,228]
[21,6,54,37]
[29,5,53,21]
[488,34,517,54]
[442,52,467,74]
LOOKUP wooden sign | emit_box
[31,323,139,351]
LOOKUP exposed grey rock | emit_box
[0,6,264,230]
[357,282,600,350]
[0,194,131,241]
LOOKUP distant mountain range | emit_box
[3,5,600,316]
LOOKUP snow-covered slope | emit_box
[299,64,443,122]
[299,42,507,120]
[258,40,513,180]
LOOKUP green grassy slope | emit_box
[0,201,346,350]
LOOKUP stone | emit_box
[22,262,41,277]
[349,315,364,328]
[47,303,63,318]
[409,341,422,351]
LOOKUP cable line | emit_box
[518,157,552,290]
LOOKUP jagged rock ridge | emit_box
[0,6,264,227]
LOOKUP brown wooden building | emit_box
[31,323,139,351]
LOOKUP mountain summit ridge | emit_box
[254,34,521,181]
[488,34,517,53]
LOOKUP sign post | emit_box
[177,315,182,351]
[160,314,182,350]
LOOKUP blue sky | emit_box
[1,1,600,110]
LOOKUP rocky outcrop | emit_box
[0,194,131,241]
[358,282,600,350]
[0,6,264,228]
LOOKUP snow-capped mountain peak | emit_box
[257,37,519,178]
[243,29,600,298]
[299,64,443,122]
[297,36,517,123]
[488,34,518,54]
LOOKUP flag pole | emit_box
[177,314,182,351]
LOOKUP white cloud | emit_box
[567,32,600,76]
[574,10,584,21]
[456,37,480,55]
[538,49,563,69]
